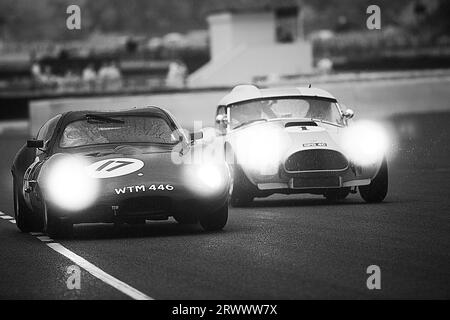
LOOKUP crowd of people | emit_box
[29,59,187,92]
[31,62,123,92]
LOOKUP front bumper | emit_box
[44,182,229,224]
[247,162,378,195]
[257,178,371,191]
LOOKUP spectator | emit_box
[82,64,97,91]
[98,62,122,91]
[31,62,41,79]
[166,60,187,88]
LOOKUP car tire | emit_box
[13,178,39,232]
[44,204,73,239]
[173,213,198,225]
[199,203,228,232]
[46,216,73,239]
[324,188,350,202]
[359,158,388,203]
[228,158,254,207]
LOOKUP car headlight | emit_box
[41,155,99,211]
[340,120,390,166]
[235,125,288,175]
[196,164,224,190]
[184,163,227,196]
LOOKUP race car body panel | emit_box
[225,119,378,191]
[12,107,230,231]
[215,85,388,201]
[34,157,227,224]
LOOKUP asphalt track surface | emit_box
[0,93,449,299]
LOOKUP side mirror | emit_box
[200,127,216,144]
[215,114,228,125]
[189,131,203,144]
[189,127,217,144]
[343,109,355,119]
[27,139,44,148]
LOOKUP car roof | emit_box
[218,85,337,106]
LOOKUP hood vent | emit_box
[285,121,318,128]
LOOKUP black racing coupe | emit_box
[12,107,230,238]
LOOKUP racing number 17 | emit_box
[96,160,134,172]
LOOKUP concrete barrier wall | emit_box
[320,77,450,119]
[29,76,450,137]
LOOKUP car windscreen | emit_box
[60,116,178,148]
[230,97,342,129]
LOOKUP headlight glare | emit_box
[235,125,287,175]
[42,155,99,211]
[196,164,224,190]
[184,163,227,196]
[340,120,390,166]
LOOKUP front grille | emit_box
[285,149,348,172]
[119,196,171,215]
[291,176,341,189]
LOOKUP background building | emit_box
[188,0,313,87]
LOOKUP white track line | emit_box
[30,232,45,236]
[46,242,152,300]
[36,236,53,242]
[0,210,152,300]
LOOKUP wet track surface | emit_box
[1,110,450,299]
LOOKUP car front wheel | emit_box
[229,161,254,207]
[13,178,39,232]
[199,203,228,231]
[359,158,388,203]
[43,203,73,239]
[173,212,198,225]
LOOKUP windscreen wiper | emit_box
[84,151,116,157]
[233,119,267,130]
[309,118,340,126]
[85,114,125,124]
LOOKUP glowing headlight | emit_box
[196,164,224,190]
[184,163,226,196]
[235,125,288,175]
[41,155,99,211]
[340,120,390,166]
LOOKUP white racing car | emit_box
[215,85,389,206]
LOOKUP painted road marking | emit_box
[30,232,45,236]
[0,211,16,224]
[46,242,153,300]
[37,236,53,242]
[0,209,153,300]
[0,211,15,224]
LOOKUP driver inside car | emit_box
[305,100,333,122]
[61,123,109,147]
[231,100,277,128]
[231,101,263,127]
